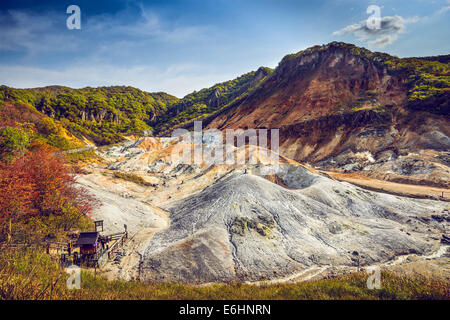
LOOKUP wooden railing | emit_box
[97,231,128,268]
[1,231,129,269]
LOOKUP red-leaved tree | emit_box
[0,142,98,242]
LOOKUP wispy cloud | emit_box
[0,10,77,53]
[0,5,212,56]
[86,5,211,44]
[333,15,418,48]
[131,6,211,43]
[0,6,220,95]
[436,5,450,15]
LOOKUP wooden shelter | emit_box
[75,231,100,255]
[69,225,128,268]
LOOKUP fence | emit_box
[96,232,128,268]
[1,231,128,269]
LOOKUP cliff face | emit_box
[202,42,449,187]
[207,42,409,129]
[80,108,120,124]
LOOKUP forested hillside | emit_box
[0,86,178,145]
[154,67,273,134]
[0,66,274,143]
[0,101,96,247]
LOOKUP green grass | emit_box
[1,247,448,300]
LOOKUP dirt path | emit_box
[245,244,450,286]
[101,205,171,281]
[246,266,328,285]
[325,171,450,201]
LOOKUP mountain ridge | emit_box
[1,42,448,149]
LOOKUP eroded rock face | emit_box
[201,43,449,187]
[207,89,222,108]
[79,109,120,124]
[78,139,448,284]
[206,43,408,130]
[76,173,168,235]
[140,167,446,283]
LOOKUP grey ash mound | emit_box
[140,165,447,283]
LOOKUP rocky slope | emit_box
[2,43,447,188]
[140,167,447,283]
[198,42,449,188]
[76,138,449,283]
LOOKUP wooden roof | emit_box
[75,232,99,246]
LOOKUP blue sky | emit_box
[0,0,449,97]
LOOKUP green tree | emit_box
[0,124,35,158]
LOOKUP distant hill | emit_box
[196,42,449,165]
[416,54,450,64]
[0,85,178,145]
[153,67,273,135]
[0,67,274,144]
[203,42,449,130]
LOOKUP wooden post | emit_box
[95,220,104,232]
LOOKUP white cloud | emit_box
[333,15,418,48]
[436,5,450,15]
[367,35,398,47]
[0,7,222,96]
[85,5,212,44]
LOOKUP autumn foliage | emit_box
[0,142,97,242]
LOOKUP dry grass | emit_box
[1,247,448,300]
[113,171,153,187]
